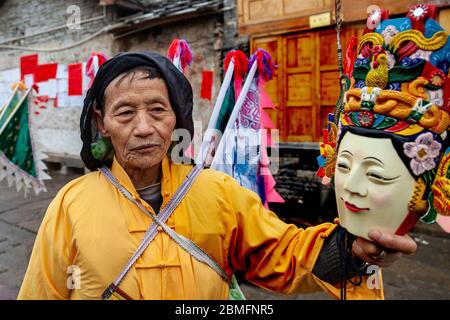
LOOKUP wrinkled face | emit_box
[334,131,416,240]
[95,71,176,172]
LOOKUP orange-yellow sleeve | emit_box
[17,188,76,300]
[224,176,384,300]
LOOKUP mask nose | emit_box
[343,164,368,197]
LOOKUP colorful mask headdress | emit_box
[317,4,450,232]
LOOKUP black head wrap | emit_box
[80,51,194,171]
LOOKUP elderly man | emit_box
[18,52,416,300]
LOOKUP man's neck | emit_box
[123,163,162,190]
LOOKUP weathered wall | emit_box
[112,15,223,143]
[0,0,115,159]
[0,0,242,160]
[0,0,114,68]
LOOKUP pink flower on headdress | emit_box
[404,132,442,176]
[385,51,395,70]
[381,25,399,45]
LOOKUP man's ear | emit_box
[93,108,109,137]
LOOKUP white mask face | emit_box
[334,131,417,240]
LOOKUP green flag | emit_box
[0,88,49,195]
[215,77,235,133]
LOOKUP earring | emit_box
[91,132,114,161]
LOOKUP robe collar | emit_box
[110,155,172,210]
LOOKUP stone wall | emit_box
[0,0,115,160]
[0,0,241,159]
[0,0,114,68]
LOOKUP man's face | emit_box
[95,71,176,172]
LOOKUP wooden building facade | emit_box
[237,0,450,142]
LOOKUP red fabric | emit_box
[360,43,373,58]
[36,96,49,103]
[20,54,38,80]
[261,109,275,130]
[384,120,410,133]
[407,4,437,32]
[178,41,192,70]
[31,83,40,94]
[224,50,248,76]
[443,76,450,113]
[200,70,213,100]
[421,62,447,88]
[396,41,419,62]
[316,167,325,178]
[395,212,421,236]
[86,52,108,88]
[224,50,249,98]
[34,63,57,83]
[167,39,192,72]
[344,36,358,78]
[167,39,180,62]
[68,63,83,96]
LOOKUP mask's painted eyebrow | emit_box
[340,150,353,156]
[363,156,384,165]
[377,174,401,181]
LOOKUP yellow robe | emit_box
[18,156,383,300]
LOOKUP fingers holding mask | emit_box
[353,230,417,267]
[352,235,405,268]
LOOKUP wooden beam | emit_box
[238,0,450,36]
[110,9,220,38]
[342,0,450,23]
[99,0,145,11]
[240,16,312,37]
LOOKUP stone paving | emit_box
[1,169,449,300]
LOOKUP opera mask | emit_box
[317,4,450,240]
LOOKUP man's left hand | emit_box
[352,230,418,268]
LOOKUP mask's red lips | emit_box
[341,198,369,213]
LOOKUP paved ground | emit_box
[1,168,449,300]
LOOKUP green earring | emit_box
[91,136,114,161]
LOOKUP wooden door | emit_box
[251,26,360,142]
[283,33,317,141]
[251,36,283,138]
[317,29,356,137]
